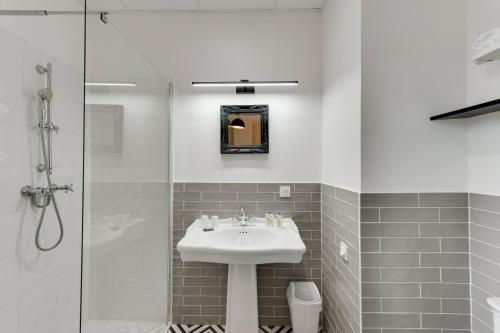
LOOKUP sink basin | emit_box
[177,218,306,265]
[177,218,306,333]
[177,219,306,265]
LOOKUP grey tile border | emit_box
[173,182,321,326]
[421,313,471,329]
[380,238,440,252]
[221,183,258,192]
[419,193,468,208]
[257,183,295,192]
[336,187,360,206]
[381,298,441,313]
[359,191,472,332]
[419,223,468,237]
[470,193,500,213]
[361,223,419,237]
[469,194,500,333]
[295,183,321,192]
[361,253,420,267]
[380,208,439,222]
[361,193,418,208]
[172,187,500,332]
[440,208,469,222]
[380,268,440,282]
[361,208,380,222]
[238,192,275,202]
[441,299,471,314]
[321,184,361,333]
[362,313,421,328]
[185,183,221,192]
[421,283,470,298]
[201,192,238,201]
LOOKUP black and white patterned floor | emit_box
[169,325,293,333]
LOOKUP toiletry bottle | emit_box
[200,215,210,228]
[210,215,219,228]
[276,213,283,227]
[265,212,273,226]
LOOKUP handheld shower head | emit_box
[38,88,53,101]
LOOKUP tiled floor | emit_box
[168,325,293,333]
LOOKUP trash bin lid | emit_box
[292,282,320,302]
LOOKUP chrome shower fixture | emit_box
[20,63,72,252]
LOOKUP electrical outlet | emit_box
[279,186,291,198]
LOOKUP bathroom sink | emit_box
[177,218,306,333]
[177,218,306,265]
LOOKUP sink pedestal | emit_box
[226,264,259,333]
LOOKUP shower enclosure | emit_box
[0,2,173,333]
[82,9,173,333]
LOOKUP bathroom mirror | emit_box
[220,105,269,154]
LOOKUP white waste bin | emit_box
[287,281,322,333]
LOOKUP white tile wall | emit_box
[0,12,84,333]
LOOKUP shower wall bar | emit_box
[20,63,73,252]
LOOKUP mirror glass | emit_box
[220,105,269,154]
[228,113,262,147]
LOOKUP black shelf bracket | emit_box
[430,98,500,120]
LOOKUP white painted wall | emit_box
[467,0,500,196]
[109,12,322,182]
[0,2,84,332]
[361,0,468,193]
[321,0,362,192]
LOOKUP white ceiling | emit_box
[87,0,325,11]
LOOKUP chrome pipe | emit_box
[46,63,53,175]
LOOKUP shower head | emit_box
[38,88,53,101]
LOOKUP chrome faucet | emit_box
[234,207,254,226]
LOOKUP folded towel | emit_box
[473,27,500,55]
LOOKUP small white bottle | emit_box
[210,215,219,228]
[200,215,210,228]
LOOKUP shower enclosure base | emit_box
[82,320,167,333]
[225,264,259,333]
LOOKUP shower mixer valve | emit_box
[39,122,59,133]
[20,183,74,197]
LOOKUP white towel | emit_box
[473,27,500,56]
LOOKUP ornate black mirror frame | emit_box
[220,105,269,154]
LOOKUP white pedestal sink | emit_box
[177,218,306,333]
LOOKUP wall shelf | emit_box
[430,98,500,120]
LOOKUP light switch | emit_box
[340,241,348,262]
[279,186,291,198]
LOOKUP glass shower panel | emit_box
[0,2,85,333]
[82,11,172,333]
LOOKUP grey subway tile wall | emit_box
[321,184,361,333]
[360,193,470,332]
[470,193,500,333]
[173,185,499,332]
[173,183,321,325]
